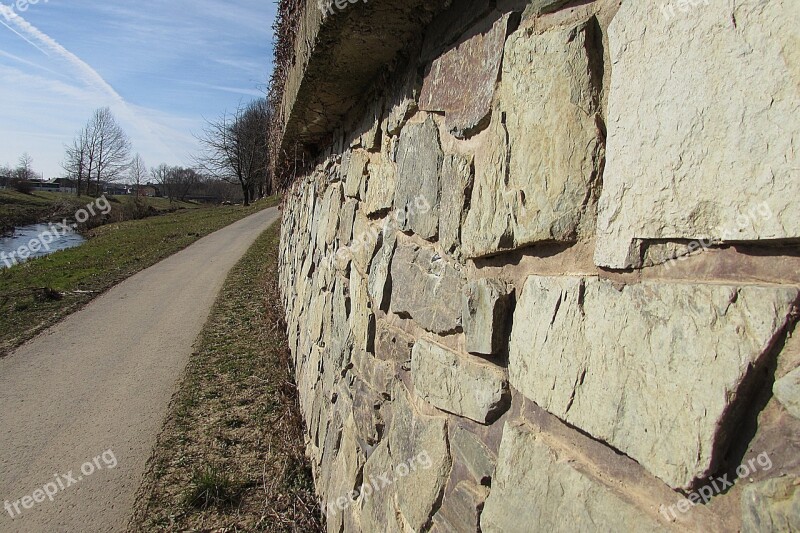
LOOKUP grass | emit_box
[129,220,322,532]
[0,196,281,356]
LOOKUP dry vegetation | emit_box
[129,221,323,532]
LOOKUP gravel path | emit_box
[0,207,279,532]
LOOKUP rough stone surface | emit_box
[344,149,369,199]
[481,422,669,532]
[388,385,452,531]
[439,153,474,254]
[510,276,799,488]
[463,278,512,356]
[741,476,800,533]
[365,152,397,216]
[367,225,397,312]
[451,424,495,484]
[462,19,602,258]
[374,321,415,364]
[596,0,800,268]
[420,13,511,138]
[774,367,800,420]
[390,242,465,335]
[395,116,443,241]
[412,339,508,424]
[433,481,489,533]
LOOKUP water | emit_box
[0,224,87,268]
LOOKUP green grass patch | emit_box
[129,220,322,532]
[0,197,279,356]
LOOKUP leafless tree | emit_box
[196,98,271,206]
[128,153,148,196]
[62,107,131,196]
[151,164,200,202]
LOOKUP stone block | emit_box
[509,275,799,488]
[390,242,465,335]
[595,0,800,268]
[741,476,800,533]
[412,339,508,424]
[420,13,511,138]
[367,225,397,312]
[375,321,415,364]
[481,422,668,532]
[462,19,602,258]
[463,278,512,355]
[451,424,496,484]
[395,116,442,241]
[774,366,800,419]
[344,149,369,199]
[434,481,490,533]
[439,153,474,254]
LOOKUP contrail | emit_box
[0,5,184,162]
[0,15,49,55]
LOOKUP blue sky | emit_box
[0,0,276,179]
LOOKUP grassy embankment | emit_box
[0,189,199,234]
[0,196,280,356]
[130,220,323,532]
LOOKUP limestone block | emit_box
[481,422,668,532]
[462,278,512,356]
[389,385,452,531]
[350,268,375,353]
[451,424,496,484]
[420,13,511,138]
[439,153,474,254]
[395,116,442,241]
[462,19,602,258]
[367,225,397,312]
[344,149,369,199]
[596,0,800,268]
[375,321,415,364]
[774,366,800,419]
[365,152,396,216]
[433,481,490,533]
[412,339,508,423]
[390,242,465,334]
[741,476,800,533]
[509,276,799,488]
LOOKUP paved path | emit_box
[0,207,279,532]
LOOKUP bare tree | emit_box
[128,153,148,196]
[63,107,131,196]
[196,98,271,206]
[151,163,173,200]
[15,153,36,181]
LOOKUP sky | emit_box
[0,0,276,179]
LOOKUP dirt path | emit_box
[0,206,279,532]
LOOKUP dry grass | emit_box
[129,220,323,532]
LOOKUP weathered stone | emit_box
[322,414,366,533]
[434,481,490,533]
[337,198,357,245]
[365,153,396,216]
[439,153,474,253]
[462,278,512,356]
[395,116,442,241]
[352,377,386,445]
[389,385,452,531]
[412,339,508,424]
[451,425,495,484]
[357,442,403,533]
[390,242,465,334]
[344,149,369,199]
[481,422,668,532]
[349,268,375,353]
[350,212,382,273]
[462,19,602,258]
[596,0,800,268]
[316,183,342,250]
[375,321,415,364]
[367,225,397,312]
[420,13,511,138]
[351,348,396,398]
[509,276,799,488]
[774,367,800,419]
[741,476,800,533]
[386,61,419,136]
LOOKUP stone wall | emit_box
[277,0,800,531]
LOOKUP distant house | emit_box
[51,178,77,193]
[137,185,158,198]
[105,184,132,196]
